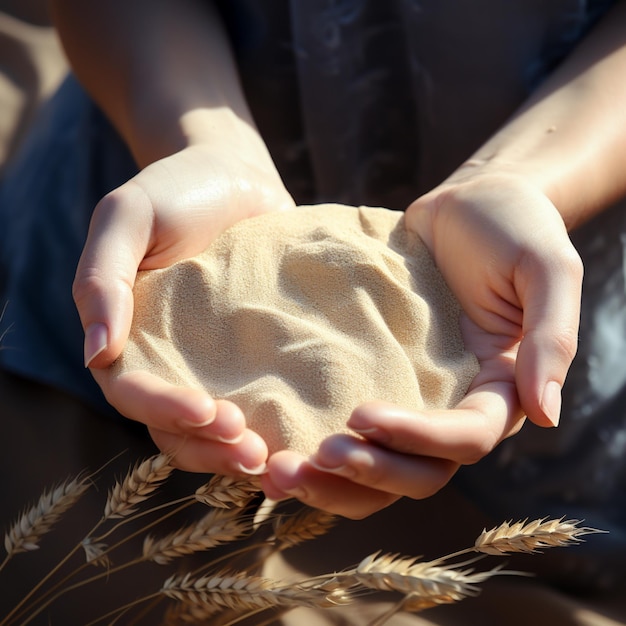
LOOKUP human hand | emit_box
[73,141,295,474]
[261,173,583,518]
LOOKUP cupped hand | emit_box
[261,173,583,518]
[73,141,295,474]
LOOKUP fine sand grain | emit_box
[111,204,478,455]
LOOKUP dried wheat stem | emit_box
[305,550,500,609]
[83,591,161,626]
[2,474,90,562]
[218,607,292,626]
[366,593,442,626]
[127,595,166,626]
[162,570,348,613]
[269,508,337,550]
[104,453,175,520]
[352,551,495,602]
[161,598,222,625]
[474,517,605,556]
[143,508,254,565]
[194,475,262,509]
[0,475,91,625]
[17,554,150,626]
[91,496,195,543]
[12,500,193,626]
[185,506,338,580]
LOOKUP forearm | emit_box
[455,0,626,230]
[48,0,266,168]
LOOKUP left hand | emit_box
[261,173,583,518]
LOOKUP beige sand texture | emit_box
[111,204,478,455]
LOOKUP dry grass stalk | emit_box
[351,551,492,602]
[270,508,337,550]
[0,445,607,626]
[3,474,90,558]
[161,599,219,625]
[104,453,174,520]
[474,517,604,556]
[365,594,442,626]
[194,475,261,509]
[80,538,110,567]
[161,570,349,613]
[143,508,254,565]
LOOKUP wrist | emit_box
[127,99,275,174]
[441,154,575,227]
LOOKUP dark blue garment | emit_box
[0,76,137,415]
[218,0,615,206]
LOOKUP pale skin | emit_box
[50,0,626,518]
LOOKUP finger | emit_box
[308,434,459,500]
[345,383,524,466]
[92,368,248,444]
[515,242,583,427]
[149,427,268,475]
[261,451,398,519]
[73,182,154,368]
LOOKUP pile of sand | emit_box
[111,204,478,455]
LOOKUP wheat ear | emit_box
[104,453,174,520]
[162,570,349,613]
[269,508,337,550]
[352,551,497,602]
[2,474,90,563]
[474,517,605,556]
[143,508,254,565]
[194,475,262,509]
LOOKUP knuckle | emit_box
[72,269,106,304]
[551,327,580,363]
[459,420,501,465]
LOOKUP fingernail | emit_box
[215,432,245,444]
[235,461,268,476]
[349,425,390,444]
[541,381,562,427]
[183,414,216,429]
[308,457,356,478]
[84,323,108,367]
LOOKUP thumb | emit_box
[515,243,583,428]
[73,182,153,368]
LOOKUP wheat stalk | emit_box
[143,508,254,565]
[162,570,349,613]
[161,599,219,624]
[309,554,473,595]
[269,508,337,550]
[2,474,90,562]
[104,453,174,520]
[0,444,607,626]
[474,517,605,556]
[194,475,262,509]
[353,552,494,601]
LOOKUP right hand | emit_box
[73,140,295,475]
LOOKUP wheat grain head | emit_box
[143,507,254,565]
[474,517,605,556]
[4,474,90,556]
[104,453,175,520]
